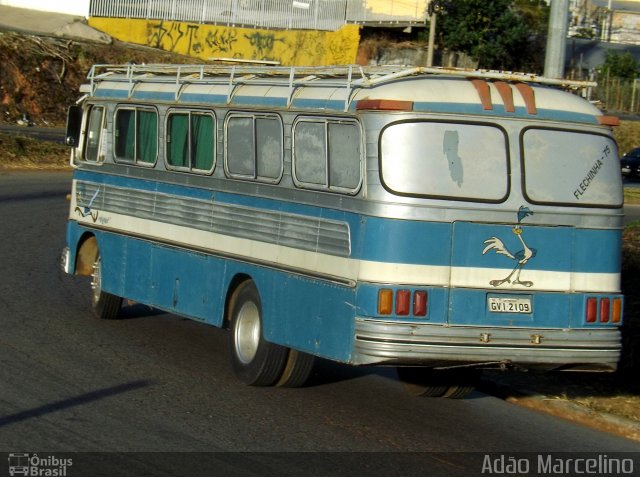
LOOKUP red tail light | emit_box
[586,297,597,323]
[396,290,411,316]
[413,291,427,316]
[599,298,610,323]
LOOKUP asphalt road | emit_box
[0,171,639,477]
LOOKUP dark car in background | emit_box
[621,147,640,180]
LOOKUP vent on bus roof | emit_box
[469,79,537,115]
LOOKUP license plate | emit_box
[488,297,532,314]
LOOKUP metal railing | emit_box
[88,0,427,31]
[594,77,640,114]
[84,63,598,109]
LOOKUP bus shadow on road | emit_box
[0,380,152,428]
[117,302,167,320]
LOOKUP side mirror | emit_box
[65,105,82,147]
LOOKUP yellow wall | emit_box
[88,17,360,66]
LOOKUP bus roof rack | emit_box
[84,64,597,112]
[87,63,596,90]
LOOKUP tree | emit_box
[600,51,639,81]
[433,0,546,71]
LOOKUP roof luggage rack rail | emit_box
[84,64,597,110]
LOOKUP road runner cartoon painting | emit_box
[482,206,537,287]
[74,185,99,223]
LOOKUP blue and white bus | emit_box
[61,64,624,397]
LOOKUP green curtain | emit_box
[137,110,158,164]
[115,109,135,160]
[168,113,189,167]
[192,114,214,171]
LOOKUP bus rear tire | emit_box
[397,367,478,399]
[276,349,314,388]
[396,367,448,397]
[91,256,122,320]
[229,280,288,386]
[441,385,476,399]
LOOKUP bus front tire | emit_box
[91,256,122,320]
[229,281,288,386]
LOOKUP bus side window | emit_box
[166,110,215,173]
[114,106,158,166]
[329,122,360,190]
[191,113,214,172]
[115,108,135,161]
[294,121,326,185]
[255,116,283,180]
[137,110,158,165]
[293,117,362,194]
[226,115,254,177]
[84,105,105,162]
[225,113,283,183]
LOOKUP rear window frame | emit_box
[519,126,622,209]
[378,119,511,204]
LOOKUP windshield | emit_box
[522,128,622,207]
[380,121,509,202]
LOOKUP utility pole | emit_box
[544,0,570,79]
[607,0,613,42]
[427,9,437,67]
[426,0,444,67]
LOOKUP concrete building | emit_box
[570,0,640,44]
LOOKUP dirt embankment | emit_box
[0,31,198,127]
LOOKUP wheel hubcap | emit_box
[234,302,261,364]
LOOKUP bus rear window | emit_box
[380,121,509,202]
[522,128,622,207]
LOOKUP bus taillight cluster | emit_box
[378,289,427,317]
[585,297,622,324]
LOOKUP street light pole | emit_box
[426,0,444,67]
[544,0,570,79]
[427,10,437,67]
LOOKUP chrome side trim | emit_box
[75,180,351,257]
[353,318,620,369]
[75,222,356,288]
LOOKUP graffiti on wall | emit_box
[205,29,239,55]
[243,31,286,60]
[89,17,359,66]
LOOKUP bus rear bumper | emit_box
[353,318,621,371]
